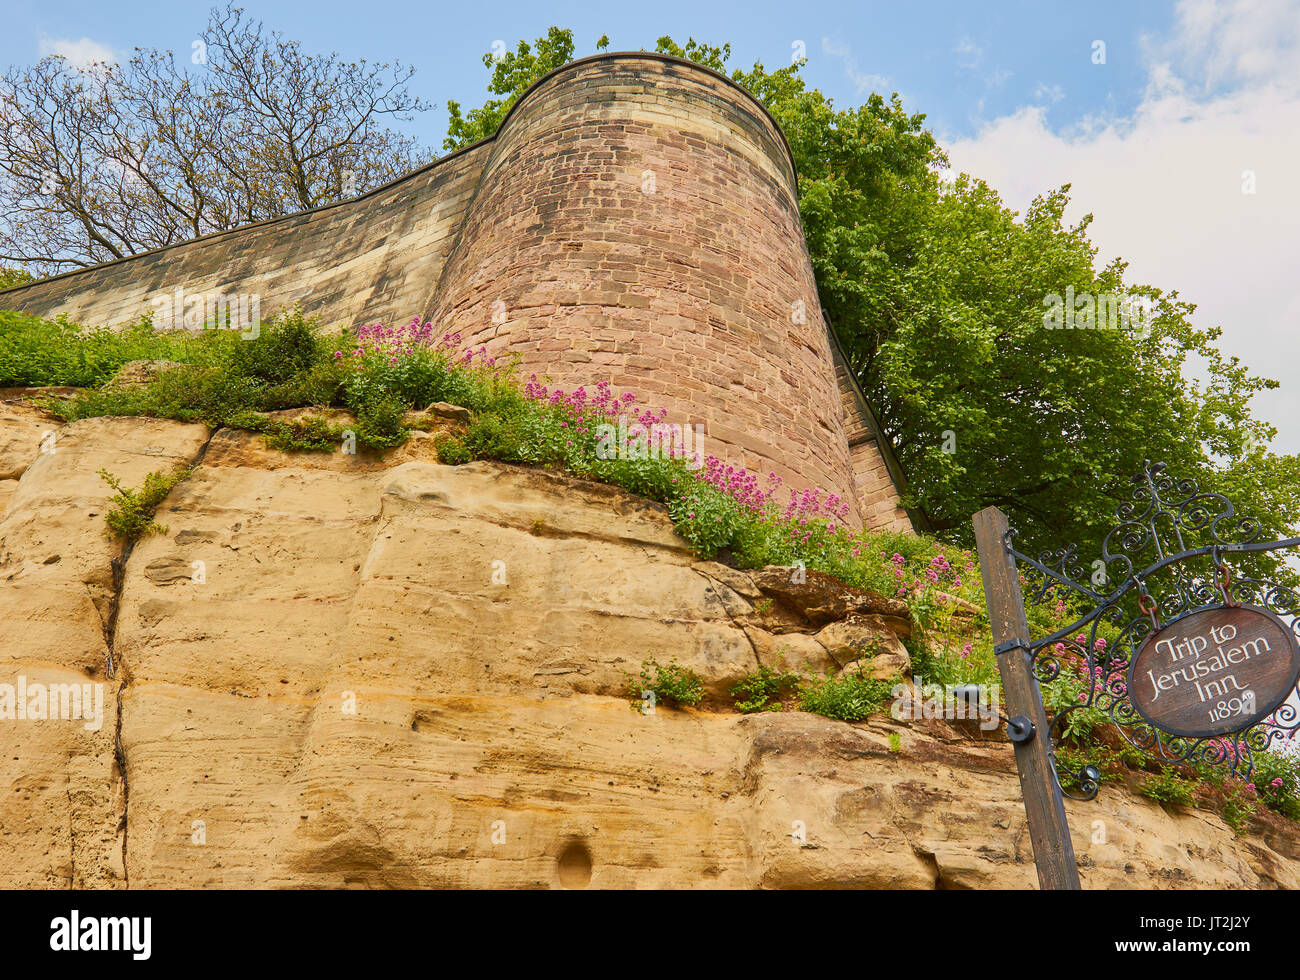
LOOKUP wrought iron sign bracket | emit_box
[998,459,1300,800]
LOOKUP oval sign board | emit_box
[1127,604,1300,739]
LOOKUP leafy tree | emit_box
[443,28,608,150]
[0,267,33,289]
[0,3,431,275]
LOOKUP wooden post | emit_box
[973,505,1081,890]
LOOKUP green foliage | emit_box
[442,27,605,150]
[352,395,407,449]
[225,311,322,385]
[1138,766,1198,809]
[0,311,198,387]
[1220,783,1259,835]
[1042,667,1110,744]
[888,732,902,753]
[627,658,704,711]
[798,666,895,723]
[461,410,526,461]
[0,268,35,290]
[730,663,801,713]
[1054,742,1145,790]
[264,414,342,452]
[97,466,192,543]
[436,436,473,465]
[1251,750,1300,821]
[653,36,731,71]
[667,484,746,561]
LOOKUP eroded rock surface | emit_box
[2,401,1298,888]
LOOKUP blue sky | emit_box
[0,0,1171,148]
[6,0,1300,453]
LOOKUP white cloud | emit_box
[38,37,117,68]
[954,36,983,69]
[945,0,1300,453]
[985,66,1013,89]
[1154,0,1300,94]
[1033,82,1066,104]
[821,37,891,97]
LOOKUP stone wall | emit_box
[0,142,491,337]
[0,53,909,531]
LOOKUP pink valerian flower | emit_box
[332,319,495,371]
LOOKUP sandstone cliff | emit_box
[2,395,1298,888]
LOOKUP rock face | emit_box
[2,402,1299,888]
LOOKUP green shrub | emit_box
[1138,766,1197,809]
[730,663,801,713]
[1249,750,1300,820]
[262,358,348,410]
[224,310,321,384]
[1220,783,1259,835]
[667,484,744,561]
[98,466,192,543]
[1042,667,1110,744]
[0,311,196,387]
[436,436,474,465]
[1054,742,1133,790]
[462,411,525,461]
[627,658,704,712]
[798,668,894,723]
[353,395,408,449]
[265,414,342,452]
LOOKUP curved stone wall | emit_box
[0,53,909,531]
[429,55,858,516]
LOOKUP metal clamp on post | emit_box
[1007,715,1036,743]
[994,638,1029,657]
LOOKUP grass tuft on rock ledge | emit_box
[627,658,704,712]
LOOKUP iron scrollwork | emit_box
[1004,461,1300,799]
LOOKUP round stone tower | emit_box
[426,53,864,522]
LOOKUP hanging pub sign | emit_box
[973,460,1300,889]
[1128,604,1300,738]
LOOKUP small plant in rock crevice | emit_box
[1138,765,1197,810]
[98,466,193,543]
